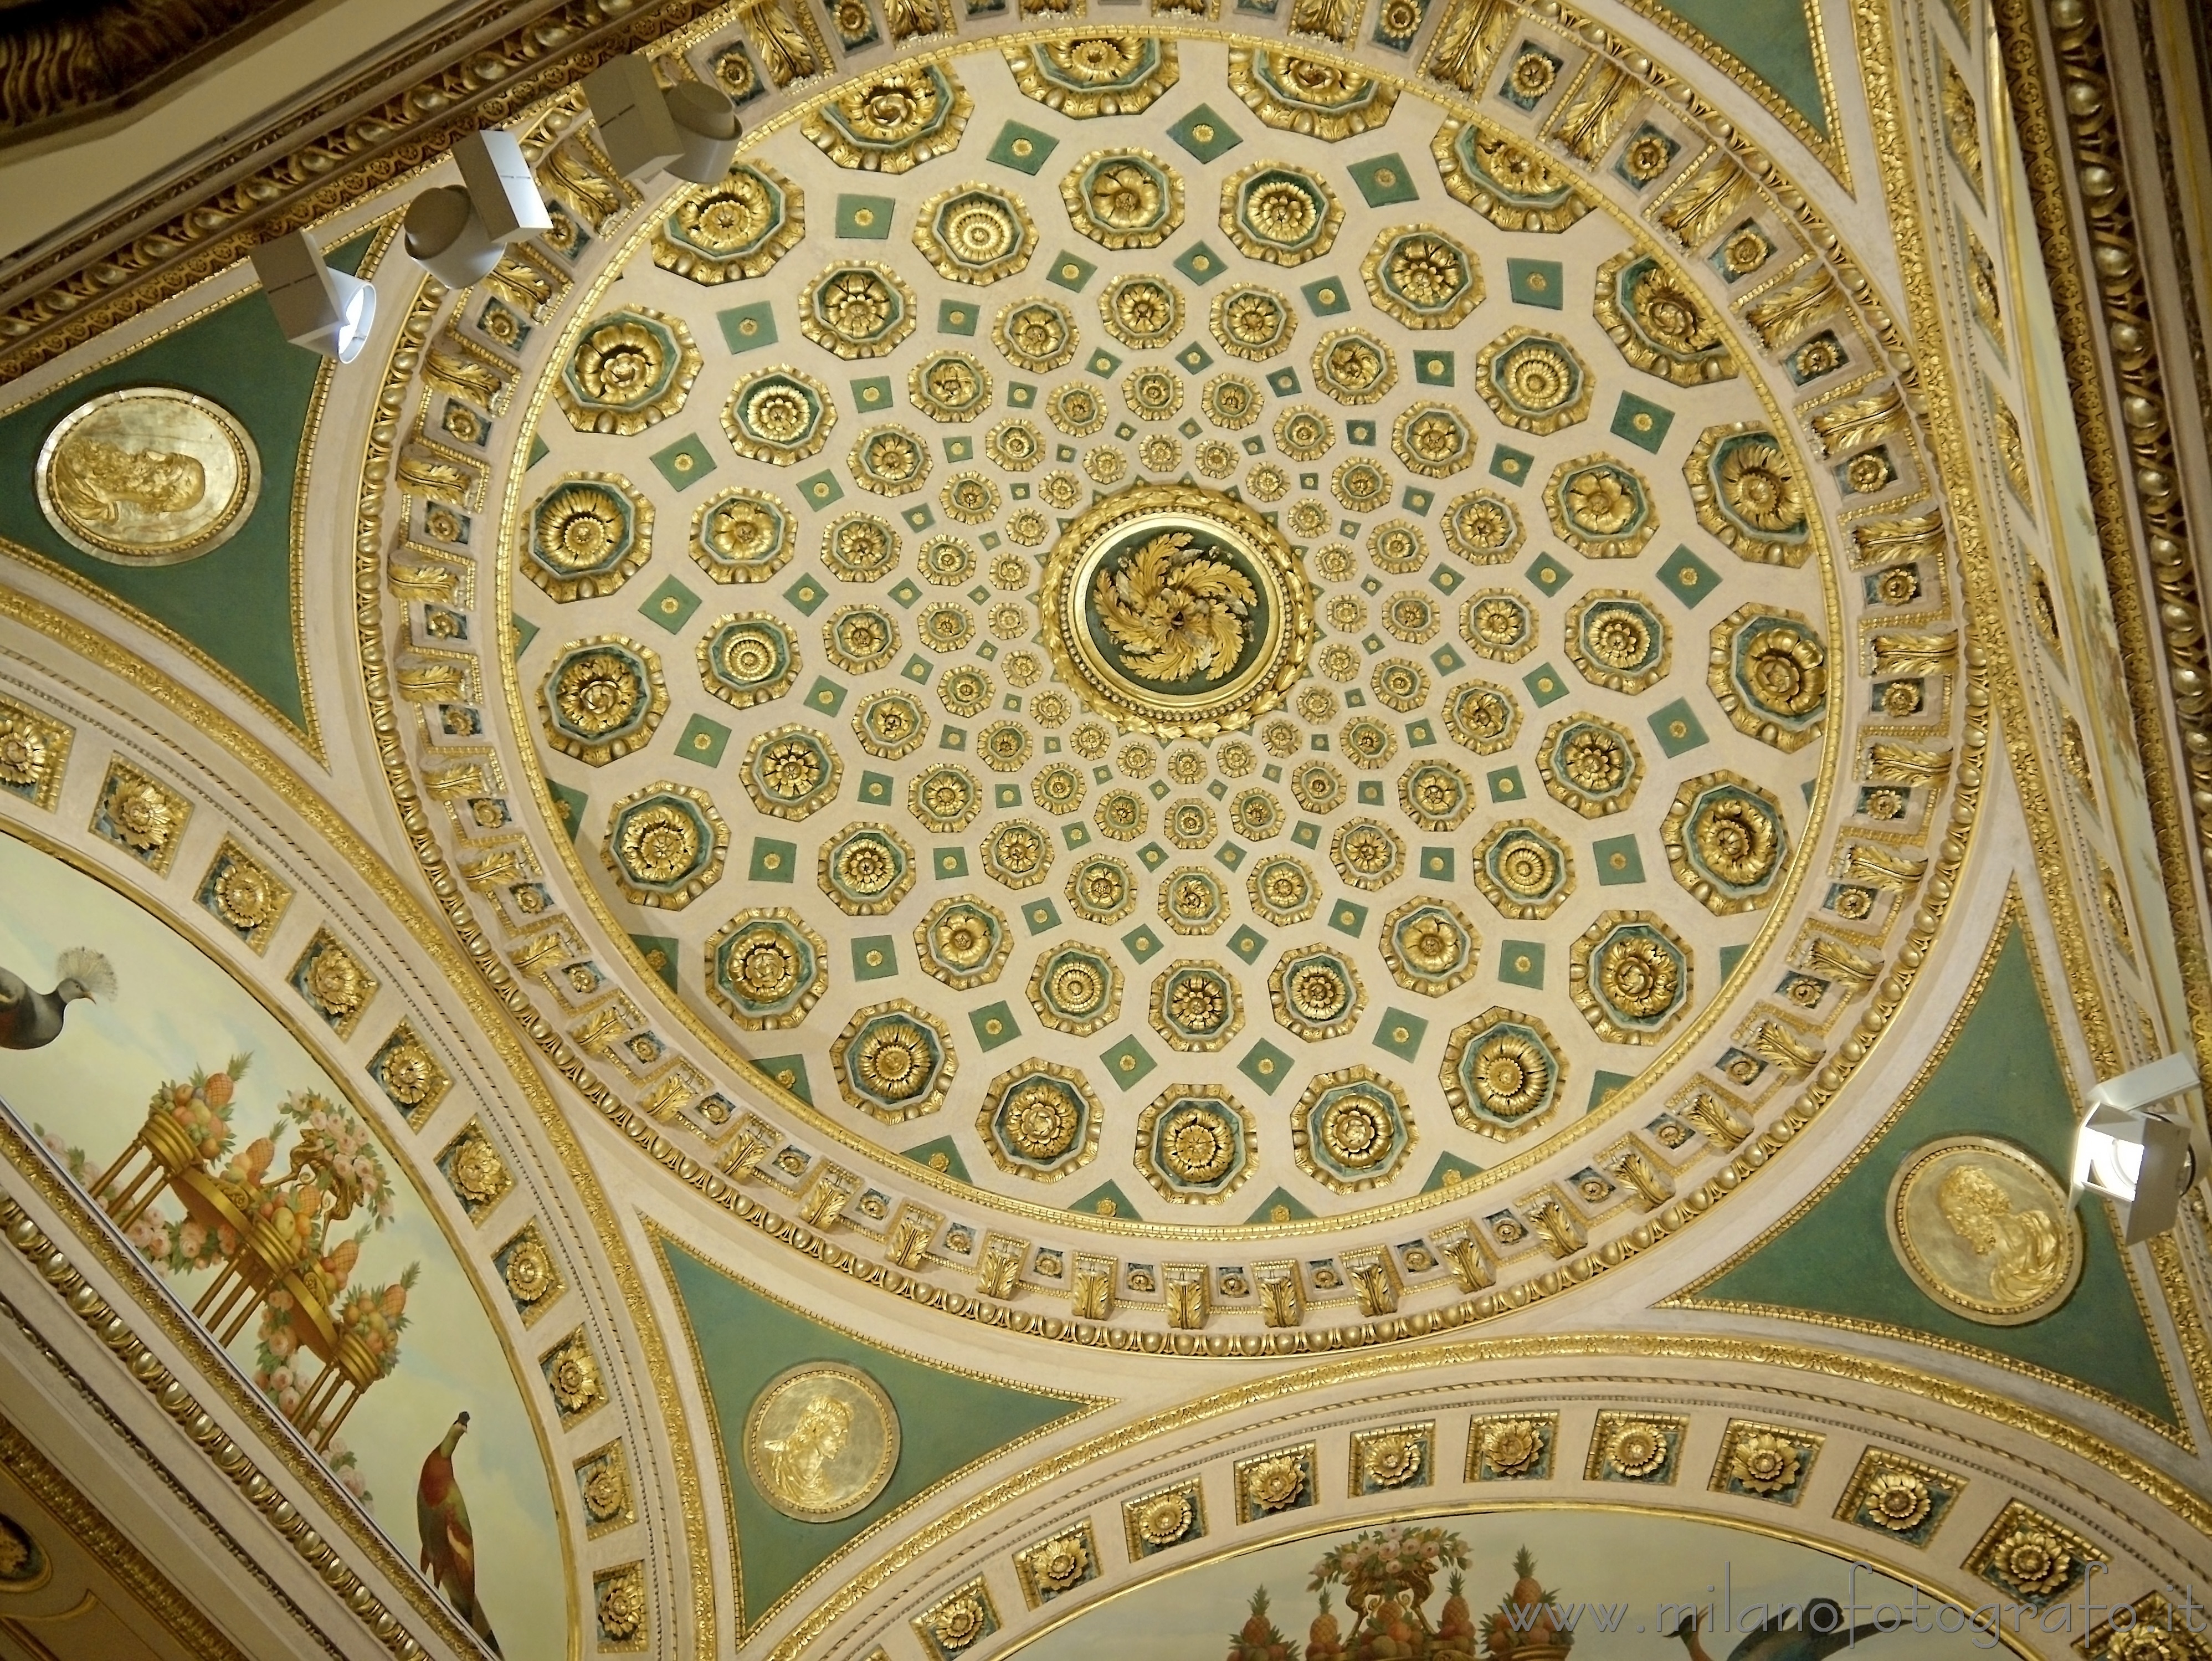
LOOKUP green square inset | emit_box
[675,714,731,766]
[1430,643,1465,674]
[1657,544,1720,607]
[989,120,1058,173]
[1507,258,1564,309]
[1168,104,1242,161]
[509,614,538,659]
[1611,393,1675,454]
[1046,250,1097,291]
[1300,275,1352,315]
[971,1001,1021,1050]
[526,435,548,470]
[1328,898,1368,936]
[1525,552,1571,595]
[1173,242,1227,284]
[783,574,828,615]
[1593,833,1645,885]
[1122,925,1163,961]
[1406,717,1436,747]
[716,302,777,354]
[753,1056,812,1105]
[1239,1040,1293,1094]
[1228,926,1267,963]
[1177,341,1214,373]
[639,575,701,633]
[1718,942,1748,981]
[1348,420,1377,447]
[994,782,1022,809]
[942,435,974,464]
[1428,564,1465,594]
[1420,845,1455,880]
[890,578,922,608]
[803,677,848,717]
[1137,840,1168,870]
[1214,842,1247,870]
[1024,898,1062,934]
[1008,381,1037,408]
[935,846,968,879]
[1062,821,1091,849]
[1267,367,1302,397]
[938,726,966,751]
[1414,350,1455,386]
[1357,778,1384,806]
[1402,488,1434,515]
[1648,697,1710,756]
[856,768,895,808]
[632,933,679,992]
[796,470,843,510]
[902,504,936,531]
[1522,663,1568,705]
[1487,766,1526,802]
[836,194,895,237]
[1349,152,1419,205]
[901,654,933,684]
[548,780,586,841]
[850,376,894,414]
[852,935,899,980]
[1374,1008,1428,1060]
[937,298,979,336]
[1086,347,1123,377]
[748,835,798,882]
[1589,1070,1632,1109]
[650,433,717,490]
[1490,444,1534,485]
[1498,940,1545,988]
[1291,819,1321,848]
[1099,1034,1157,1087]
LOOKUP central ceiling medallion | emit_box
[1039,483,1312,737]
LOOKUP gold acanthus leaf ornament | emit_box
[1092,532,1257,683]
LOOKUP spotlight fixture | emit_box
[2072,1052,2201,1244]
[250,229,377,362]
[403,129,553,289]
[582,53,741,184]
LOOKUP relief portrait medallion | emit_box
[1886,1135,2084,1326]
[34,386,261,566]
[1038,481,1312,737]
[742,1361,901,1522]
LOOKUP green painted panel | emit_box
[1652,0,1826,137]
[1688,923,2177,1424]
[659,1237,1091,1630]
[0,234,374,736]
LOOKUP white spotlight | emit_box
[584,53,741,184]
[2072,1052,2201,1244]
[404,130,553,289]
[251,229,377,362]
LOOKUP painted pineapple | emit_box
[1307,1592,1344,1661]
[1357,1591,1423,1661]
[1434,1572,1477,1660]
[1484,1548,1569,1660]
[1231,1586,1294,1661]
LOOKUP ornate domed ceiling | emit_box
[509,36,1844,1240]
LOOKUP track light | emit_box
[2072,1052,2201,1244]
[251,229,377,362]
[403,129,552,289]
[583,53,742,184]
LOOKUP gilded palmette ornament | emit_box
[1811,386,1910,457]
[1743,266,1841,350]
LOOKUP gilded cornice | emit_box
[0,1398,259,1661]
[0,1208,434,1659]
[0,0,309,147]
[1993,0,2212,1072]
[0,0,726,386]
